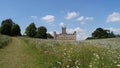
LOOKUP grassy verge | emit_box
[0,35,11,48]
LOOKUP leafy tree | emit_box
[1,19,14,26]
[86,37,95,40]
[92,28,108,39]
[36,26,47,39]
[116,34,120,37]
[11,24,21,36]
[90,27,116,39]
[0,26,1,34]
[108,31,115,38]
[0,19,14,35]
[0,23,11,35]
[25,23,36,37]
[47,33,53,39]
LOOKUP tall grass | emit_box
[0,35,11,48]
[23,38,120,68]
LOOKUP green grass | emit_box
[23,38,120,68]
[0,36,120,68]
[0,35,11,48]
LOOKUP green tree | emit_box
[86,37,95,40]
[1,19,14,26]
[11,24,21,36]
[108,31,115,38]
[0,19,14,35]
[92,28,108,39]
[0,26,1,34]
[25,23,36,37]
[116,34,120,37]
[36,26,47,39]
[0,23,11,35]
[47,33,53,39]
[91,28,115,39]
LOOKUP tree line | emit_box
[0,19,21,36]
[0,19,119,40]
[25,22,53,39]
[86,28,116,40]
[0,19,53,39]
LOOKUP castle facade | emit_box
[54,27,76,40]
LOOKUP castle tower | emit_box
[74,31,76,40]
[73,31,76,35]
[62,26,66,34]
[54,31,56,40]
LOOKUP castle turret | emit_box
[54,31,56,40]
[74,31,76,40]
[73,31,76,35]
[62,26,66,34]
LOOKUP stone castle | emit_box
[54,26,76,40]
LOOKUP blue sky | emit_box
[0,0,120,40]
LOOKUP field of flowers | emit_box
[24,38,120,68]
[0,35,11,48]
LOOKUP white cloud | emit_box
[77,16,84,21]
[42,15,55,23]
[65,12,78,19]
[60,22,65,27]
[77,16,94,24]
[105,27,120,34]
[107,12,120,22]
[85,17,94,21]
[66,27,88,40]
[30,16,38,19]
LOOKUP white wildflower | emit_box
[64,53,67,55]
[89,64,92,68]
[93,53,99,59]
[64,48,66,51]
[114,61,117,63]
[76,66,79,68]
[66,65,69,68]
[75,60,79,64]
[70,48,73,50]
[56,61,62,65]
[117,64,120,67]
